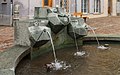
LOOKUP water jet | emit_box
[88,26,110,50]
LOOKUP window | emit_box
[2,3,7,15]
[60,0,62,7]
[64,0,69,12]
[81,0,89,14]
[44,0,48,6]
[42,0,52,7]
[94,0,101,13]
[60,0,69,13]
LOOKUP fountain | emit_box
[46,30,71,71]
[67,17,88,39]
[20,7,88,71]
[47,7,70,34]
[67,16,88,57]
[28,20,71,71]
[88,25,109,50]
[1,4,120,75]
[28,21,51,47]
[32,7,88,58]
[34,7,72,70]
[34,7,70,34]
[0,6,89,75]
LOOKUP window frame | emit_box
[81,0,89,14]
[94,0,101,14]
[60,0,69,13]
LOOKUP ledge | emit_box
[84,34,120,41]
[0,45,30,75]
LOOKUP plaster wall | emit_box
[112,0,117,16]
[13,0,42,19]
[0,0,12,25]
[13,0,118,19]
[104,0,108,16]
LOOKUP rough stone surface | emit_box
[14,21,31,46]
[31,26,83,58]
[0,45,30,75]
[0,70,15,75]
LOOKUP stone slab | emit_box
[84,34,120,41]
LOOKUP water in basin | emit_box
[16,44,120,75]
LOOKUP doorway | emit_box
[108,0,112,15]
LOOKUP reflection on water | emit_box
[16,44,120,75]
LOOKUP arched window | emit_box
[94,0,101,13]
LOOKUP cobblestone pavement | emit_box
[87,16,120,35]
[0,26,14,52]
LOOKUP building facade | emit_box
[56,0,119,18]
[13,0,120,19]
[0,0,12,25]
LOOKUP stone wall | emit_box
[14,20,31,46]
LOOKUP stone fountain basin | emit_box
[0,45,30,75]
[0,35,120,75]
[1,19,120,75]
[15,43,120,75]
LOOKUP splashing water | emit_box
[45,60,71,71]
[74,51,86,56]
[88,26,100,46]
[46,30,57,63]
[72,27,86,56]
[46,30,71,70]
[51,60,71,70]
[88,26,109,50]
[73,27,79,52]
[97,45,109,50]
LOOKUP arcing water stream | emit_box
[88,26,109,50]
[46,30,57,63]
[46,31,71,71]
[72,27,86,56]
